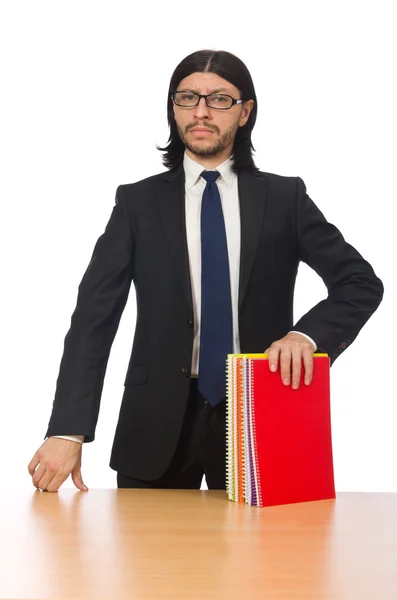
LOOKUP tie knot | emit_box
[201,170,220,184]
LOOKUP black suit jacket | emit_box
[45,164,384,480]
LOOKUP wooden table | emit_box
[1,490,396,599]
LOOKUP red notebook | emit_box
[226,354,336,507]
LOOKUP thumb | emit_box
[71,466,88,491]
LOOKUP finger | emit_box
[28,453,40,476]
[37,461,60,491]
[46,471,70,493]
[291,345,302,390]
[34,462,59,491]
[302,346,314,385]
[267,344,280,372]
[280,347,292,385]
[32,463,47,489]
[72,468,89,491]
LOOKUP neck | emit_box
[185,147,233,169]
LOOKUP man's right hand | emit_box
[28,437,88,493]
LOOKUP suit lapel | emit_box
[157,165,194,314]
[238,170,270,312]
[157,164,270,316]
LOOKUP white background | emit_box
[1,1,395,491]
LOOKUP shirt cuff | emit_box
[49,435,84,444]
[288,331,317,352]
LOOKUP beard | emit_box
[176,122,238,158]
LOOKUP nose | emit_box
[192,96,211,120]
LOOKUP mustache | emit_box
[186,123,219,134]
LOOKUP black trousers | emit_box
[117,378,226,490]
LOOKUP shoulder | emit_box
[117,170,171,195]
[255,169,300,186]
[248,169,303,199]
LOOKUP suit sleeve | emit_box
[44,185,134,442]
[291,176,384,365]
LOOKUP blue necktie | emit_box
[198,170,233,407]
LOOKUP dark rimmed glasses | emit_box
[172,91,244,110]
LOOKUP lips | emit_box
[191,128,213,134]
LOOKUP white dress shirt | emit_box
[52,152,316,444]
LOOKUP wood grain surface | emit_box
[1,490,396,599]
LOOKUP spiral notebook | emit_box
[226,353,336,507]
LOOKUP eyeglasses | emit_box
[172,91,243,110]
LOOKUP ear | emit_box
[239,99,254,127]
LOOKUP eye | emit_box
[212,95,228,103]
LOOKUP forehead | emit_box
[176,71,239,95]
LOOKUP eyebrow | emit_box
[180,88,232,95]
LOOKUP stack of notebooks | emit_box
[226,353,336,507]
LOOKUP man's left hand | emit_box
[264,332,316,389]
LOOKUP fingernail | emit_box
[283,378,290,385]
[305,378,310,385]
[292,381,298,389]
[271,364,276,371]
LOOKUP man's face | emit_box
[172,71,254,160]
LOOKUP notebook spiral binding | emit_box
[236,357,245,503]
[225,355,246,503]
[243,358,250,504]
[248,358,262,507]
[225,356,233,500]
[232,358,238,501]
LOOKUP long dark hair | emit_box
[157,49,259,174]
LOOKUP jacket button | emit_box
[181,368,190,377]
[187,318,194,328]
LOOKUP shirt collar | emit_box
[183,151,236,190]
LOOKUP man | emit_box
[28,49,384,493]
